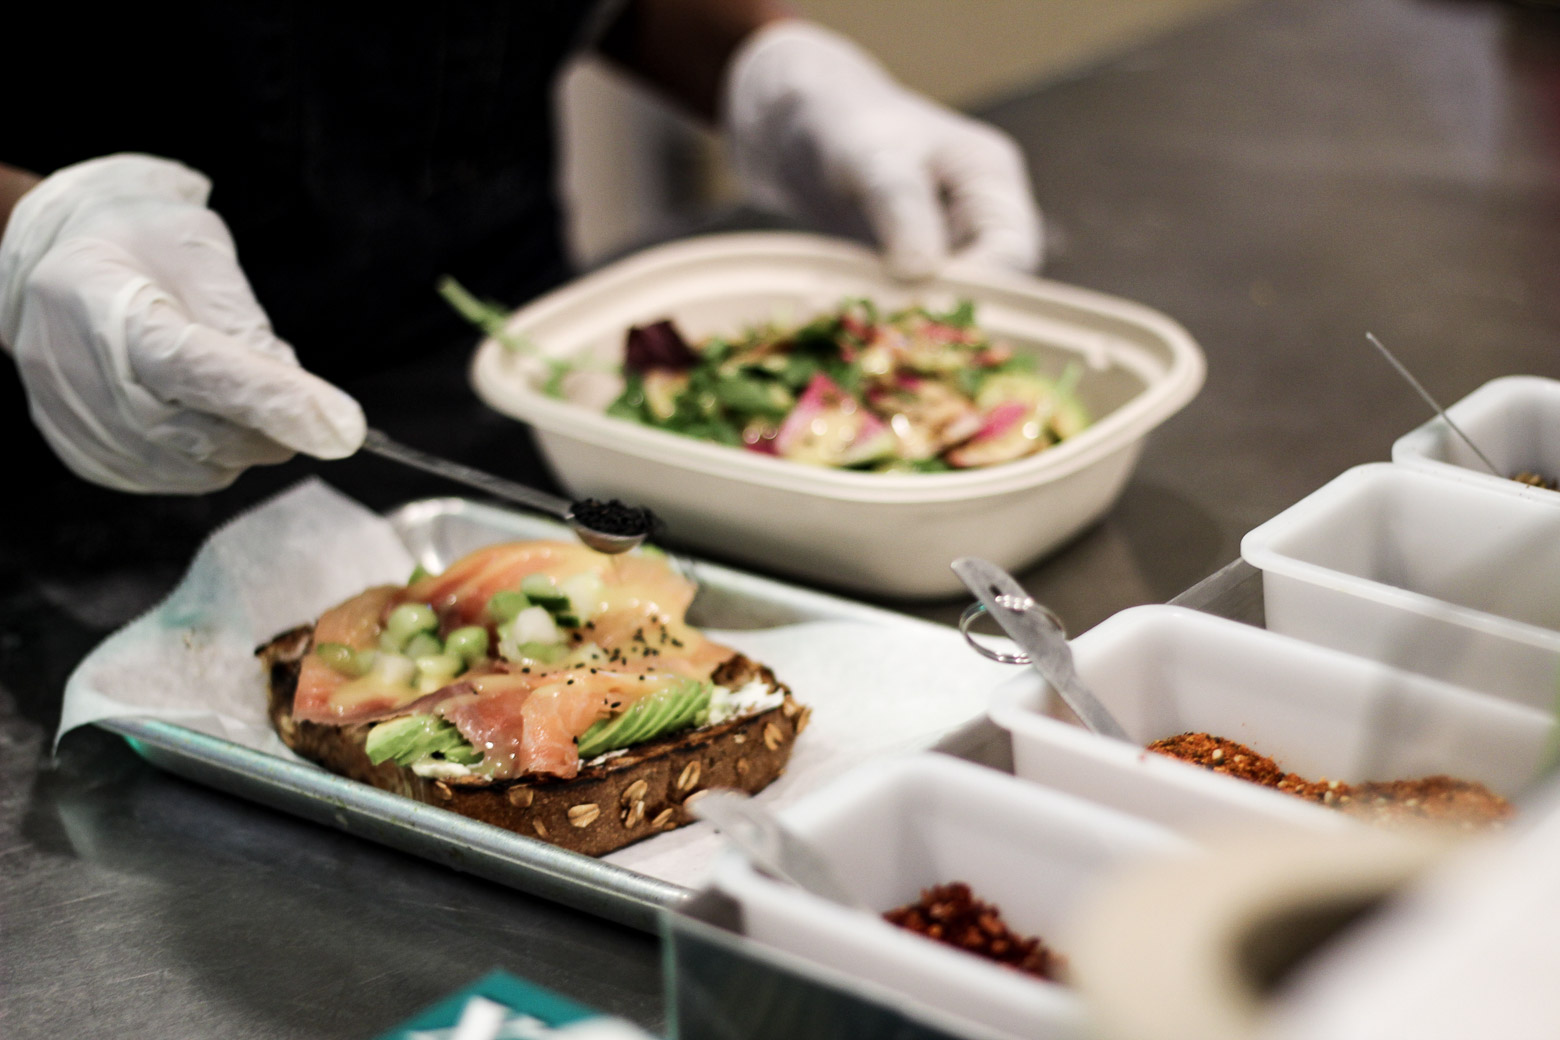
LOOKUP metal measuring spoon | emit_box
[691,789,867,910]
[952,556,1131,742]
[361,428,660,554]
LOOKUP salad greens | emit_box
[442,278,1089,472]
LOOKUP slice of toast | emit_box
[260,625,810,857]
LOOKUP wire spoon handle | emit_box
[1365,332,1503,477]
[361,428,658,554]
[951,556,1131,741]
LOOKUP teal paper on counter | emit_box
[374,969,600,1039]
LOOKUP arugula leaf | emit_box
[779,353,822,391]
[822,357,864,396]
[542,359,573,399]
[932,299,978,328]
[792,317,845,356]
[436,275,534,355]
[606,372,647,422]
[840,296,880,326]
[701,337,735,366]
[714,371,793,419]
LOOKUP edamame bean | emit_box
[403,631,443,660]
[445,625,490,664]
[315,642,370,677]
[384,602,439,650]
[415,653,466,689]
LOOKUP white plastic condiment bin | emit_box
[469,232,1205,598]
[1240,463,1560,709]
[709,752,1189,1040]
[987,604,1550,835]
[1392,375,1560,499]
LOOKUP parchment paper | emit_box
[60,479,1019,887]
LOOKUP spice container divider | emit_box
[700,753,1189,1040]
[1391,374,1560,498]
[1239,462,1560,710]
[985,603,1549,838]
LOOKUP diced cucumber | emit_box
[512,605,561,644]
[512,641,566,664]
[497,606,565,663]
[558,571,605,623]
[367,652,418,689]
[486,589,530,623]
[519,574,570,611]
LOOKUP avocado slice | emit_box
[576,680,712,760]
[365,714,482,767]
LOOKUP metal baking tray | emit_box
[99,496,1003,933]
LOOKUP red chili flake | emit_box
[884,882,1064,982]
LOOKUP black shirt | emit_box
[10,2,605,380]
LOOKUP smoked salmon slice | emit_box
[294,541,738,779]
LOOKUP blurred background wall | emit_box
[556,0,1248,267]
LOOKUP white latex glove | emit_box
[0,154,365,494]
[721,19,1043,280]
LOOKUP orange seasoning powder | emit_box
[1147,732,1514,830]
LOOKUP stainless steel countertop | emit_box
[5,1,1560,1036]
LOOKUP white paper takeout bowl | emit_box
[1240,463,1560,709]
[987,605,1549,835]
[709,752,1188,1040]
[1392,375,1560,499]
[470,232,1205,598]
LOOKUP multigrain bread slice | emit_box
[260,625,810,857]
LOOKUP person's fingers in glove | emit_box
[721,19,1043,281]
[934,122,1043,274]
[0,154,365,494]
[17,235,363,491]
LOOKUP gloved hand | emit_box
[0,154,365,494]
[721,19,1043,280]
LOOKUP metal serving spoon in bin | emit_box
[952,556,1131,742]
[691,789,868,910]
[361,427,660,554]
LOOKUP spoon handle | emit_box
[952,557,1132,741]
[691,790,866,909]
[1365,333,1504,477]
[362,428,574,518]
